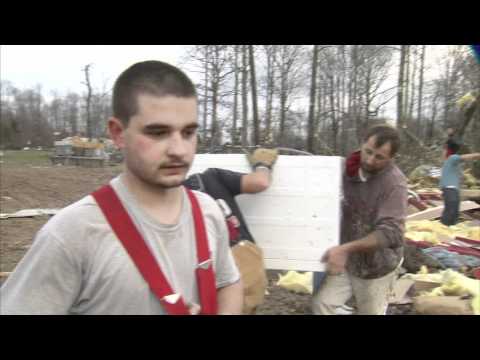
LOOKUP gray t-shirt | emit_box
[0,176,240,315]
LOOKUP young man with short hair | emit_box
[1,61,243,315]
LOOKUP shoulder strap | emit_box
[185,188,218,315]
[92,185,190,315]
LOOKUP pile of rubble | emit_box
[50,137,123,167]
[392,166,480,315]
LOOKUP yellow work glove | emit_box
[248,148,278,170]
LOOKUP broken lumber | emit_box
[406,201,480,221]
[461,189,480,201]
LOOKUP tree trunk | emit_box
[315,74,324,146]
[341,45,347,116]
[307,45,319,153]
[202,46,209,144]
[365,68,372,128]
[351,45,362,142]
[241,45,249,146]
[417,45,426,132]
[248,45,260,145]
[265,46,275,143]
[279,76,287,145]
[211,80,218,147]
[443,59,452,128]
[408,46,417,122]
[428,96,438,142]
[82,64,93,139]
[329,75,337,153]
[397,45,407,128]
[232,45,239,144]
[403,45,411,123]
[209,47,219,148]
[279,46,288,145]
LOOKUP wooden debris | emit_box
[406,201,480,221]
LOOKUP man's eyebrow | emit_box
[144,124,170,131]
[143,123,199,131]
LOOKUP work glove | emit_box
[248,148,278,170]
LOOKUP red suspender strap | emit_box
[185,188,218,315]
[92,185,190,315]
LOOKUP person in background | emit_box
[312,125,407,315]
[439,139,480,226]
[184,148,278,314]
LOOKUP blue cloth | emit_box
[440,154,462,189]
[472,45,480,63]
[422,247,480,269]
[312,272,326,294]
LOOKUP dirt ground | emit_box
[1,163,122,273]
[0,160,412,315]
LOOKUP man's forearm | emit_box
[461,153,480,161]
[343,231,382,254]
[241,170,271,193]
[217,279,243,315]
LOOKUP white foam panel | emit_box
[188,154,344,271]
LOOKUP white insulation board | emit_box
[188,154,344,271]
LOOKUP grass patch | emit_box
[1,150,52,167]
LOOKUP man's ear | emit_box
[108,117,126,149]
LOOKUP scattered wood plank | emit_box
[460,189,480,201]
[0,208,61,220]
[389,278,415,305]
[406,201,480,221]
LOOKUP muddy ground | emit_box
[0,158,413,315]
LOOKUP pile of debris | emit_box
[408,164,480,199]
[395,167,480,314]
[50,137,123,167]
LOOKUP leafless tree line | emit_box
[181,45,480,156]
[1,46,479,156]
[1,65,111,148]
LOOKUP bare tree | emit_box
[82,64,93,139]
[417,45,426,125]
[403,45,411,122]
[307,45,319,153]
[202,46,210,142]
[7,85,53,148]
[397,45,408,129]
[262,45,277,143]
[48,92,63,132]
[408,46,418,121]
[232,45,239,144]
[241,45,249,146]
[249,45,260,145]
[65,92,80,135]
[274,45,308,145]
[182,45,234,148]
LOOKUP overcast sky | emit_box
[1,45,453,119]
[1,45,188,98]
